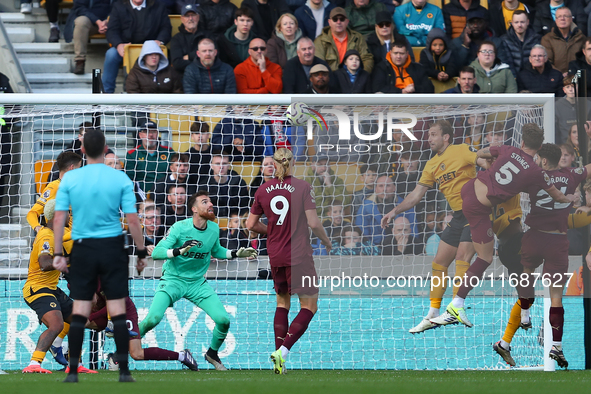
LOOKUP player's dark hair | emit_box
[392,41,407,51]
[459,66,475,78]
[235,6,254,20]
[431,119,454,144]
[56,151,82,172]
[537,143,562,168]
[188,190,209,209]
[167,184,187,195]
[512,9,528,18]
[190,120,210,133]
[170,152,189,163]
[359,163,379,175]
[521,123,544,150]
[78,121,94,134]
[82,128,105,159]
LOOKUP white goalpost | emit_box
[0,93,574,371]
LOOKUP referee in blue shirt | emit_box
[53,129,148,383]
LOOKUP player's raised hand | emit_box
[236,247,258,258]
[52,255,69,273]
[172,240,199,257]
[381,210,396,229]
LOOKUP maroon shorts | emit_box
[521,229,569,284]
[88,297,140,339]
[271,260,319,296]
[461,178,494,244]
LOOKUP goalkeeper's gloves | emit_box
[167,240,199,258]
[229,247,258,259]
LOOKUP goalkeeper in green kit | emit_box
[139,190,257,370]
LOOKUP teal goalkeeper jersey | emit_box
[152,218,230,281]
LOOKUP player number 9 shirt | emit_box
[250,175,316,267]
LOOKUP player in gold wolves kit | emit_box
[431,124,575,328]
[381,120,489,333]
[246,148,332,374]
[22,200,95,374]
[493,144,591,368]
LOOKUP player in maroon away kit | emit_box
[431,124,575,328]
[246,148,332,374]
[494,143,591,368]
[86,284,198,371]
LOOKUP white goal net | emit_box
[0,94,584,371]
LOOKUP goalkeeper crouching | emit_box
[139,191,257,370]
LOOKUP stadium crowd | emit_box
[15,0,591,95]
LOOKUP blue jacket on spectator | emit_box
[64,0,113,42]
[211,117,265,161]
[106,0,172,47]
[183,57,237,94]
[355,194,417,245]
[294,0,337,40]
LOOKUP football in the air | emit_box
[286,102,312,126]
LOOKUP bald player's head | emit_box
[44,199,56,222]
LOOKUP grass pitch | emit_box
[2,370,591,394]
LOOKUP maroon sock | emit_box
[143,347,179,361]
[549,307,565,342]
[274,307,289,350]
[519,297,531,310]
[456,257,490,299]
[281,308,315,350]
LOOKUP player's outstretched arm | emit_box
[476,147,494,159]
[126,212,148,274]
[305,209,332,253]
[245,213,268,234]
[546,185,577,204]
[381,184,428,229]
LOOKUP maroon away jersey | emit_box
[477,145,552,205]
[250,175,316,267]
[526,166,587,233]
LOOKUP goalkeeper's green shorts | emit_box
[156,275,216,305]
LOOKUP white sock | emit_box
[451,297,465,309]
[50,22,58,29]
[29,360,41,366]
[426,307,440,319]
[52,337,63,348]
[500,340,510,350]
[279,345,289,360]
[521,308,530,324]
[178,352,185,362]
[552,341,562,350]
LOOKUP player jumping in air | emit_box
[22,200,95,374]
[494,144,591,368]
[381,120,489,333]
[139,190,258,371]
[431,124,575,328]
[25,151,81,366]
[246,148,332,374]
[87,285,198,370]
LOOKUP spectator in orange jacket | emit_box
[234,38,283,93]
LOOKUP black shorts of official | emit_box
[24,287,73,324]
[69,235,129,301]
[439,210,472,248]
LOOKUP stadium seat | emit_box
[151,113,193,152]
[443,0,487,8]
[34,160,55,195]
[40,0,73,8]
[216,217,229,230]
[429,77,457,93]
[123,44,168,75]
[230,0,241,7]
[232,161,261,186]
[412,47,424,62]
[169,15,182,37]
[293,162,361,192]
[428,0,442,9]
